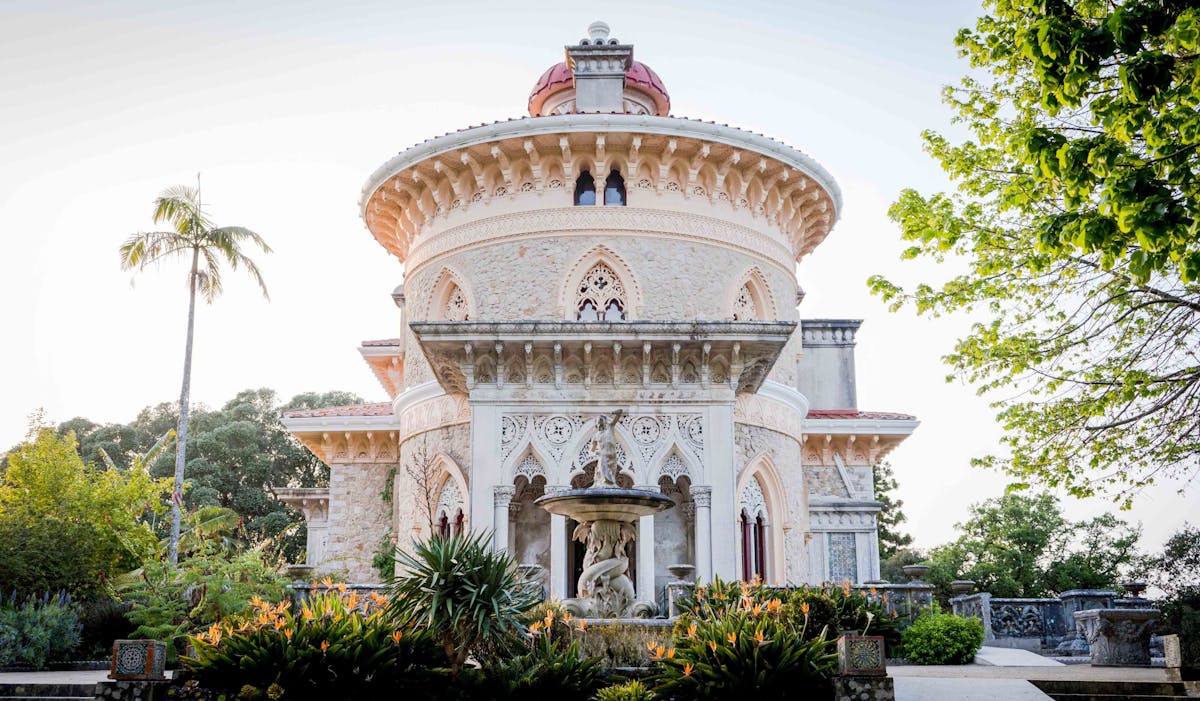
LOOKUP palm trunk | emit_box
[168,247,200,565]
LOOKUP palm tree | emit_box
[120,181,270,564]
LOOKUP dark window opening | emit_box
[604,170,626,206]
[574,170,596,205]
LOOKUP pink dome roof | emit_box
[528,60,670,117]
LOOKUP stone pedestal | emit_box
[832,676,894,701]
[109,640,166,681]
[838,635,886,676]
[1055,590,1117,655]
[1073,608,1159,667]
[1165,634,1200,681]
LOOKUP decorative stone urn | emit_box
[950,580,976,596]
[901,564,930,582]
[1073,608,1159,667]
[667,564,697,582]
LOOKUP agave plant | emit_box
[386,531,539,675]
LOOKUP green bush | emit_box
[487,636,606,698]
[900,611,984,664]
[595,679,654,701]
[185,585,442,700]
[783,589,839,641]
[0,591,82,669]
[655,607,836,699]
[387,532,539,675]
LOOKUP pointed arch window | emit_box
[444,284,470,321]
[574,170,596,206]
[604,170,626,206]
[576,262,626,321]
[732,284,758,321]
[739,477,769,582]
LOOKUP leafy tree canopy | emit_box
[871,0,1200,503]
[53,388,362,562]
[0,425,171,597]
[925,492,1140,598]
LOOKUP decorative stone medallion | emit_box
[110,639,167,680]
[837,634,886,676]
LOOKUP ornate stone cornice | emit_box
[361,115,839,265]
[408,320,796,398]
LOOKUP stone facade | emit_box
[279,25,918,601]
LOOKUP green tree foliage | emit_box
[870,0,1200,502]
[874,461,913,558]
[1141,524,1200,634]
[925,493,1140,598]
[0,426,170,597]
[61,389,362,562]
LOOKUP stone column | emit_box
[704,404,738,579]
[546,485,568,599]
[693,486,713,584]
[493,486,514,552]
[469,404,501,532]
[637,504,655,604]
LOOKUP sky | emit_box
[1,0,1195,554]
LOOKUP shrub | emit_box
[0,592,82,669]
[185,584,442,700]
[595,679,654,701]
[899,611,984,664]
[783,589,839,641]
[487,636,606,698]
[654,605,836,699]
[387,532,539,675]
[576,620,671,668]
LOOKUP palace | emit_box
[276,23,917,605]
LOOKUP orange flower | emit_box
[800,602,811,616]
[273,618,285,630]
[529,621,543,634]
[392,631,404,644]
[250,595,265,609]
[708,640,717,652]
[646,641,657,652]
[726,632,737,644]
[755,630,766,644]
[321,577,334,589]
[869,587,878,596]
[686,623,697,638]
[320,640,329,653]
[751,603,763,615]
[336,582,348,594]
[283,629,293,640]
[563,613,573,624]
[666,648,676,659]
[842,580,852,596]
[683,662,694,677]
[302,606,314,622]
[766,598,782,613]
[577,620,587,632]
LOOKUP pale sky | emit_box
[1,0,1194,553]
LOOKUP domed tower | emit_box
[281,23,917,594]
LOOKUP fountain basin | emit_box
[535,488,674,522]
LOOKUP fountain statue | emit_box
[535,410,675,618]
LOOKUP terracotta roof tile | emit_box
[283,402,393,419]
[806,410,916,421]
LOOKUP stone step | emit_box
[1031,679,1193,701]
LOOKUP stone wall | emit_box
[325,459,396,583]
[400,227,801,390]
[394,423,472,547]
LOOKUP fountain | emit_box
[535,410,675,618]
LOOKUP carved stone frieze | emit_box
[398,393,471,441]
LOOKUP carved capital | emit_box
[691,486,713,508]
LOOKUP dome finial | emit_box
[587,21,610,42]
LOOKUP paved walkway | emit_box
[0,670,112,683]
[895,677,1052,700]
[975,646,1064,667]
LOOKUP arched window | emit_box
[604,170,626,206]
[732,284,757,321]
[576,262,626,321]
[435,477,464,538]
[739,477,769,582]
[444,284,470,321]
[574,170,596,206]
